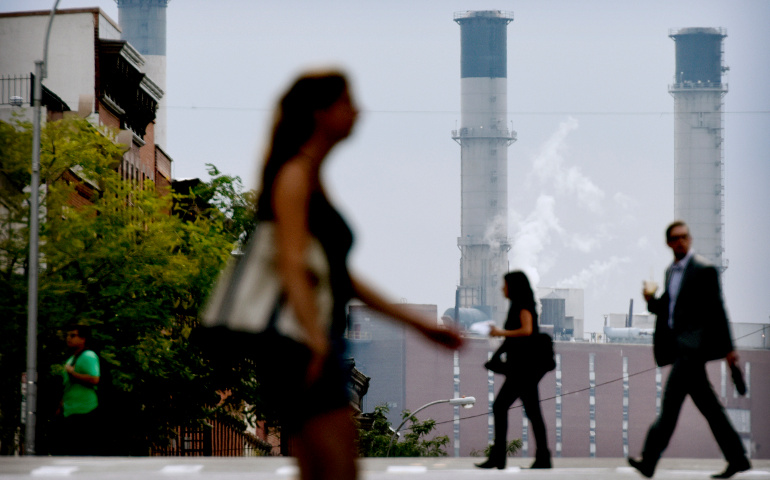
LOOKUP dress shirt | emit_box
[667,250,693,328]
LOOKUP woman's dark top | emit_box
[256,185,355,338]
[307,190,355,337]
[501,304,539,361]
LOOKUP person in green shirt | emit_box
[57,325,100,455]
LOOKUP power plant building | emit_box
[537,287,585,341]
[668,27,728,270]
[452,11,516,325]
[347,303,770,458]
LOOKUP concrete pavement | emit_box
[0,457,768,479]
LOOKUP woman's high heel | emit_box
[530,451,552,469]
[474,456,506,469]
[474,445,506,470]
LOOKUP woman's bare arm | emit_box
[351,274,463,350]
[272,159,329,357]
[65,364,100,386]
[489,309,533,338]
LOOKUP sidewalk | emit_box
[0,456,768,479]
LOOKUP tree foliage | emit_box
[0,116,259,454]
[357,405,449,457]
[469,439,523,457]
[190,164,258,246]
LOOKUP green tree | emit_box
[469,439,523,457]
[357,405,449,457]
[189,164,257,245]
[0,115,260,454]
[0,116,32,455]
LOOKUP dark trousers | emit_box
[493,374,549,458]
[56,409,102,456]
[642,359,745,464]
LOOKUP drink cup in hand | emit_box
[643,280,658,297]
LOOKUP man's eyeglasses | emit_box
[668,234,690,242]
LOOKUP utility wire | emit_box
[159,105,770,115]
[434,364,657,427]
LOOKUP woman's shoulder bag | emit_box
[199,221,333,348]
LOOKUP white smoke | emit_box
[530,117,606,213]
[564,232,601,253]
[507,118,638,310]
[612,192,637,210]
[484,213,508,251]
[509,195,563,287]
[556,256,631,289]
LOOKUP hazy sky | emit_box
[3,0,769,337]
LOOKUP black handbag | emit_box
[484,345,509,374]
[533,333,556,374]
[484,334,556,375]
[731,363,747,396]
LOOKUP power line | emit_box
[433,365,655,428]
[158,105,770,115]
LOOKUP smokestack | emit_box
[453,11,515,324]
[669,27,728,271]
[117,0,169,147]
[627,298,633,328]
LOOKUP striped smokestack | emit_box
[453,10,515,325]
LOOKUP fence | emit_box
[151,417,273,457]
[0,75,32,106]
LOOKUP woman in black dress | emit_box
[257,70,463,480]
[475,271,551,470]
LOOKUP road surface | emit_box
[1,457,768,479]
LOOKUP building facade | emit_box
[117,0,169,148]
[537,287,585,340]
[349,304,770,459]
[0,8,171,194]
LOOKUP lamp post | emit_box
[386,396,475,457]
[25,0,61,455]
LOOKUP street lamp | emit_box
[25,0,61,456]
[386,396,475,457]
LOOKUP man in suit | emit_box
[628,221,750,479]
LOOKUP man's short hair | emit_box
[666,220,689,242]
[66,324,91,341]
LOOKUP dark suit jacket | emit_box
[647,254,734,366]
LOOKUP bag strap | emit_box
[68,350,98,390]
[70,350,83,367]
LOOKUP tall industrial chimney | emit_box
[453,11,515,325]
[669,27,728,270]
[117,0,169,147]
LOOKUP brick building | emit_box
[0,8,172,197]
[349,304,770,459]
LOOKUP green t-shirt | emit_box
[62,350,100,417]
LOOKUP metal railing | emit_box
[668,81,728,92]
[451,127,517,144]
[0,74,32,106]
[668,27,726,37]
[454,10,514,22]
[151,418,273,457]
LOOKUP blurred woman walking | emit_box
[475,271,551,470]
